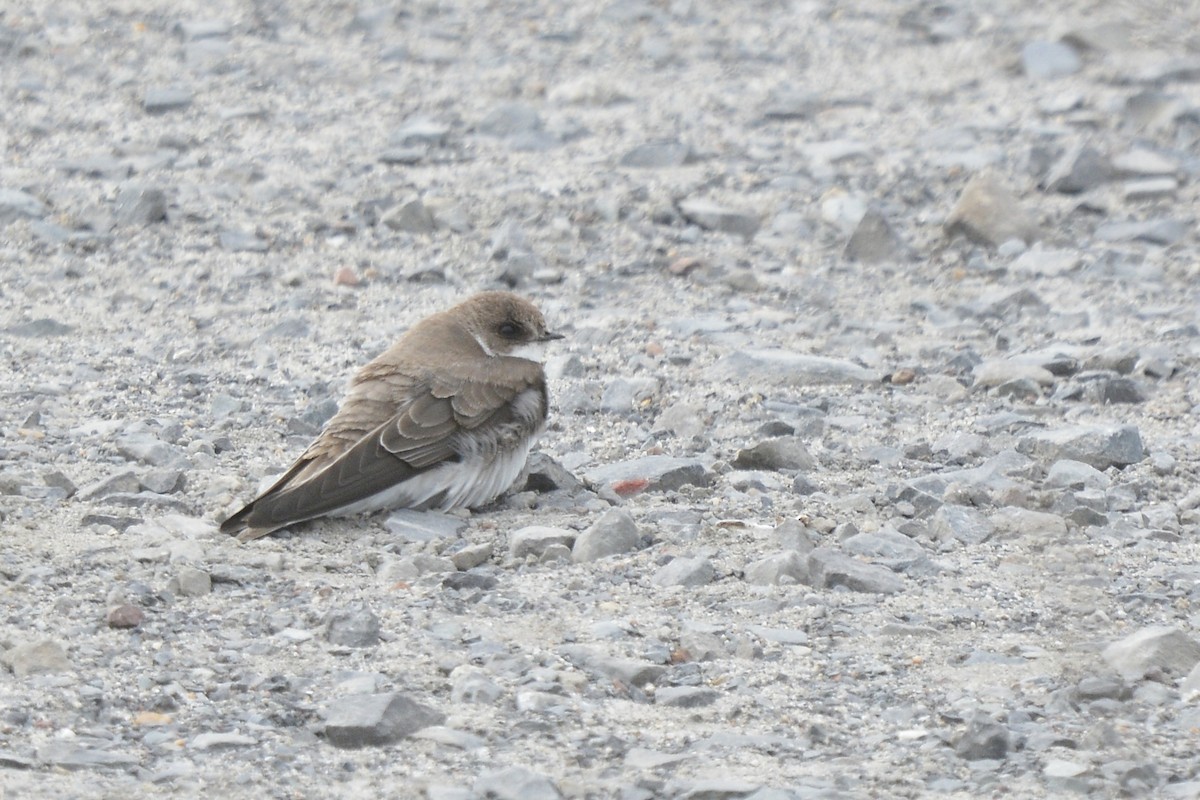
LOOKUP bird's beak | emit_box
[541,331,565,342]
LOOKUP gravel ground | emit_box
[3,1,1200,798]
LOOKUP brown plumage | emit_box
[220,291,562,542]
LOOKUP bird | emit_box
[220,291,562,542]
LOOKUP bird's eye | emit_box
[497,321,523,339]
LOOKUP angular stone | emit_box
[509,526,577,559]
[733,438,816,471]
[956,713,1010,760]
[651,556,715,587]
[473,766,562,800]
[114,183,167,225]
[1044,144,1113,194]
[382,197,436,233]
[620,140,693,168]
[477,103,542,137]
[383,509,467,543]
[5,318,74,337]
[744,551,808,586]
[1094,219,1186,246]
[945,172,1040,247]
[117,432,190,470]
[1017,424,1144,469]
[36,742,139,769]
[189,732,256,750]
[0,188,49,223]
[175,566,212,597]
[1103,626,1200,681]
[1022,40,1082,79]
[520,452,583,495]
[1045,460,1110,490]
[573,509,640,562]
[4,640,72,677]
[325,607,381,648]
[324,692,445,748]
[143,87,193,113]
[807,549,904,594]
[655,686,718,708]
[583,456,711,494]
[77,470,142,500]
[842,530,933,575]
[844,207,904,263]
[973,360,1055,388]
[449,666,504,704]
[929,505,996,545]
[678,198,761,239]
[716,349,880,386]
[218,229,269,252]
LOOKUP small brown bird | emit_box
[221,291,562,542]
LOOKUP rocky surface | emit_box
[2,1,1200,798]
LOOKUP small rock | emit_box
[106,604,144,629]
[945,172,1040,247]
[114,183,167,226]
[509,526,577,559]
[651,556,715,587]
[955,713,1010,760]
[450,543,493,571]
[449,666,504,704]
[655,686,718,707]
[5,318,75,338]
[0,188,49,223]
[677,198,761,239]
[807,549,904,594]
[1010,248,1081,276]
[175,566,212,597]
[573,509,640,562]
[844,207,904,263]
[473,766,562,800]
[325,607,381,648]
[189,732,256,750]
[77,470,142,500]
[383,509,467,542]
[324,692,445,748]
[1094,219,1186,246]
[620,140,693,168]
[143,87,193,113]
[733,438,816,471]
[218,229,269,252]
[477,103,542,137]
[520,452,583,495]
[116,432,190,470]
[382,197,436,234]
[1043,144,1113,194]
[716,349,880,386]
[1103,626,1200,681]
[583,456,711,495]
[1017,424,1144,469]
[744,551,808,586]
[1022,40,1082,79]
[4,640,72,677]
[973,360,1055,388]
[1044,460,1110,490]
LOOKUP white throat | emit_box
[507,340,549,363]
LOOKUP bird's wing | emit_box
[221,359,546,541]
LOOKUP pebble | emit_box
[1044,459,1109,490]
[173,566,212,597]
[583,456,711,495]
[677,198,761,239]
[218,229,269,252]
[477,103,543,137]
[655,686,718,708]
[509,526,577,559]
[1043,144,1113,194]
[807,549,904,594]
[189,732,256,750]
[1102,626,1200,681]
[744,551,808,586]
[0,188,48,222]
[716,349,879,386]
[4,640,72,677]
[473,766,562,800]
[652,556,715,587]
[572,508,640,562]
[323,692,445,748]
[143,87,193,113]
[325,607,381,648]
[106,604,144,629]
[1017,424,1144,469]
[955,713,1010,760]
[844,207,904,263]
[36,741,139,769]
[1094,219,1187,246]
[619,140,693,168]
[384,509,467,542]
[1021,40,1082,79]
[382,197,437,234]
[114,183,167,226]
[945,172,1040,247]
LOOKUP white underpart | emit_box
[507,339,548,363]
[471,331,496,357]
[330,386,547,517]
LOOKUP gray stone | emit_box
[0,188,49,223]
[945,172,1040,247]
[929,505,996,545]
[620,140,693,168]
[583,456,711,494]
[1123,177,1177,201]
[114,183,167,225]
[807,549,904,594]
[573,509,640,562]
[1103,626,1200,680]
[77,470,142,500]
[473,766,562,800]
[584,656,665,686]
[842,530,933,575]
[140,468,183,494]
[844,207,904,263]
[716,349,880,386]
[1022,41,1082,79]
[382,197,436,233]
[1017,424,1144,469]
[671,779,764,799]
[218,229,269,252]
[1010,248,1082,276]
[324,692,445,748]
[988,507,1068,541]
[189,732,256,750]
[520,452,583,495]
[4,318,74,337]
[1112,148,1178,177]
[450,666,504,704]
[600,377,660,414]
[1094,219,1186,246]
[1044,144,1113,194]
[36,741,139,769]
[774,519,815,553]
[175,566,212,597]
[175,19,231,40]
[143,87,193,113]
[450,542,493,571]
[477,103,542,137]
[955,713,1010,760]
[655,686,719,708]
[4,640,72,677]
[744,551,808,586]
[1045,459,1110,490]
[390,116,451,147]
[733,438,816,471]
[383,509,467,542]
[678,198,761,239]
[972,360,1055,388]
[761,88,822,120]
[325,607,381,648]
[509,526,577,559]
[117,432,190,470]
[651,556,715,587]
